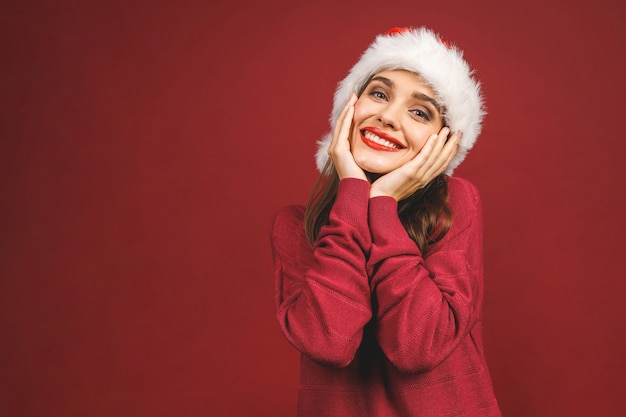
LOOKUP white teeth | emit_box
[364,131,399,149]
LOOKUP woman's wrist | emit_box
[369,188,395,200]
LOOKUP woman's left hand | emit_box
[369,128,461,201]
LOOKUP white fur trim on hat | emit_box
[315,27,485,175]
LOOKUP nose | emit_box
[378,103,402,129]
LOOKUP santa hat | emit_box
[315,27,484,175]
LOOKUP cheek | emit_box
[352,99,371,124]
[406,125,439,151]
[415,137,429,152]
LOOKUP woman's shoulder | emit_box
[272,204,305,226]
[446,175,481,209]
[444,176,482,233]
[270,205,306,243]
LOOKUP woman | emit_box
[270,27,501,416]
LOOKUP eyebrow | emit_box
[370,75,443,113]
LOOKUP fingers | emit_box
[329,94,357,153]
[370,128,460,200]
[327,94,366,180]
[413,127,460,180]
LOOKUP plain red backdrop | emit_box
[1,0,625,416]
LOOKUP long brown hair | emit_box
[304,160,451,254]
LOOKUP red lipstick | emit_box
[359,127,405,152]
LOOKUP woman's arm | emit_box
[270,179,373,367]
[367,177,484,372]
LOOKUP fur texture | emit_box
[315,27,485,175]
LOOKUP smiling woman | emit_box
[270,27,501,417]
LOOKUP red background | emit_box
[1,0,625,416]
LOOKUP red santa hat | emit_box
[315,27,485,175]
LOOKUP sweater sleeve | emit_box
[270,178,373,367]
[367,177,484,373]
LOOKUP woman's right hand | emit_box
[327,94,368,181]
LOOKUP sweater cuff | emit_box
[331,178,370,228]
[368,195,417,250]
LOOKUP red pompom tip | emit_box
[385,27,452,49]
[385,27,410,36]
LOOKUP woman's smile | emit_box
[360,127,405,151]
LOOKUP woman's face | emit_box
[350,70,444,174]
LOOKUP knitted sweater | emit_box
[270,177,501,417]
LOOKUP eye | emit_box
[410,108,431,121]
[368,89,388,100]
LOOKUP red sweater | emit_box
[270,177,501,417]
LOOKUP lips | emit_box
[360,128,405,152]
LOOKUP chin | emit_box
[355,160,398,176]
[363,167,390,176]
[353,149,405,175]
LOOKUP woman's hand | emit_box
[327,94,368,181]
[369,127,461,201]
